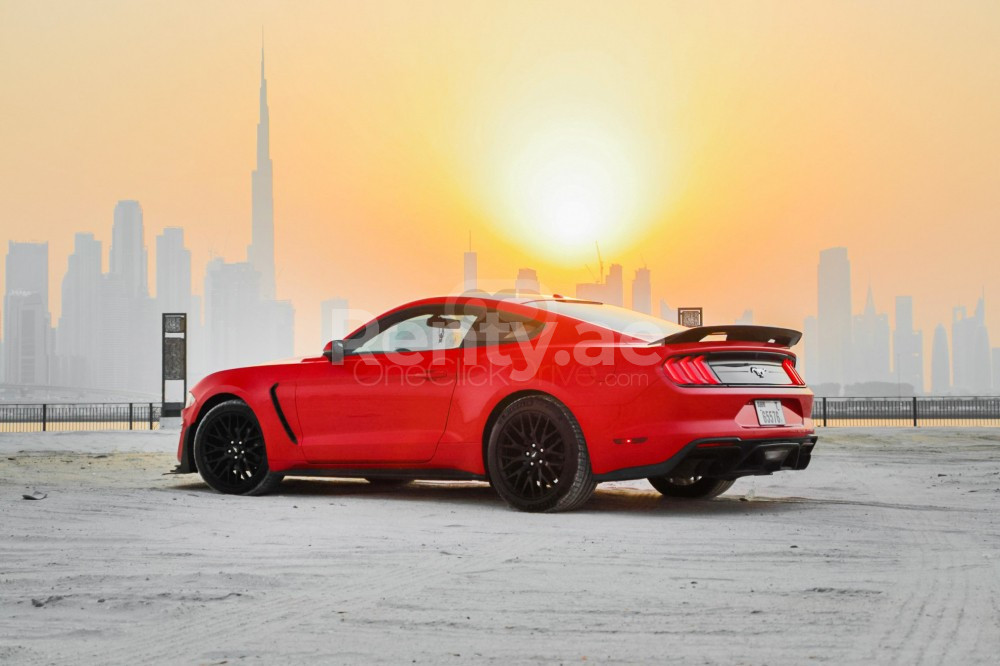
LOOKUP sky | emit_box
[2,0,1000,360]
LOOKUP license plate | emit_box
[755,400,786,426]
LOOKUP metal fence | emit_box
[2,398,998,433]
[812,396,1000,427]
[0,403,161,433]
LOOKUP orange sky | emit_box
[2,0,1000,361]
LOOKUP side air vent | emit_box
[269,383,298,444]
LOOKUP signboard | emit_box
[162,313,187,418]
[678,307,703,328]
[163,314,186,334]
[163,338,186,380]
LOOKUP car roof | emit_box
[342,294,571,340]
[418,293,601,307]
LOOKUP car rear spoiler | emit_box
[658,325,802,348]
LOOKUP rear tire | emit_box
[487,395,596,512]
[647,475,734,499]
[193,400,283,496]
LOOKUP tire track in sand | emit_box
[89,524,538,664]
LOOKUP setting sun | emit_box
[497,118,645,260]
[459,46,668,265]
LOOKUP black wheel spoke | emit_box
[539,427,559,446]
[502,458,526,472]
[495,407,568,504]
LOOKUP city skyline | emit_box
[2,2,1000,377]
[804,245,993,396]
[1,43,293,395]
[3,199,996,395]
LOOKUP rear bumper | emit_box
[595,435,817,482]
[583,377,815,476]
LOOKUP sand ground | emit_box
[1,428,998,665]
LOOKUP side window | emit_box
[353,312,479,354]
[465,309,544,346]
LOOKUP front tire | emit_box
[193,400,283,496]
[487,395,596,512]
[647,475,734,499]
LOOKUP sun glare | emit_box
[464,53,666,266]
[494,119,652,263]
[518,129,622,247]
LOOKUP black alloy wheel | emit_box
[647,475,735,499]
[487,395,596,512]
[193,400,283,496]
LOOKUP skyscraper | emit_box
[4,241,48,312]
[993,349,1000,394]
[103,201,158,393]
[156,227,191,315]
[248,43,276,300]
[515,268,540,294]
[659,300,677,324]
[931,324,950,395]
[3,242,50,384]
[816,247,852,387]
[952,297,991,394]
[204,260,263,371]
[576,263,623,306]
[852,286,890,384]
[321,298,350,345]
[893,296,924,394]
[57,233,102,387]
[576,280,603,302]
[605,264,624,307]
[260,300,294,362]
[202,45,294,373]
[802,315,819,383]
[631,267,651,314]
[110,200,148,298]
[463,238,477,293]
[95,274,132,391]
[156,227,197,379]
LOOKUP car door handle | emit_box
[423,370,450,380]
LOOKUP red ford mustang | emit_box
[175,295,816,512]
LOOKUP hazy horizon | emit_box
[2,0,999,359]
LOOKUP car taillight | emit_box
[664,355,720,385]
[782,358,805,385]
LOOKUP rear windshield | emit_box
[532,301,686,343]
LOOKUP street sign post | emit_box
[162,313,187,418]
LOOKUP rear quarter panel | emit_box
[436,316,659,475]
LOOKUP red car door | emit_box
[294,309,475,463]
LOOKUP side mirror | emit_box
[322,340,345,365]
